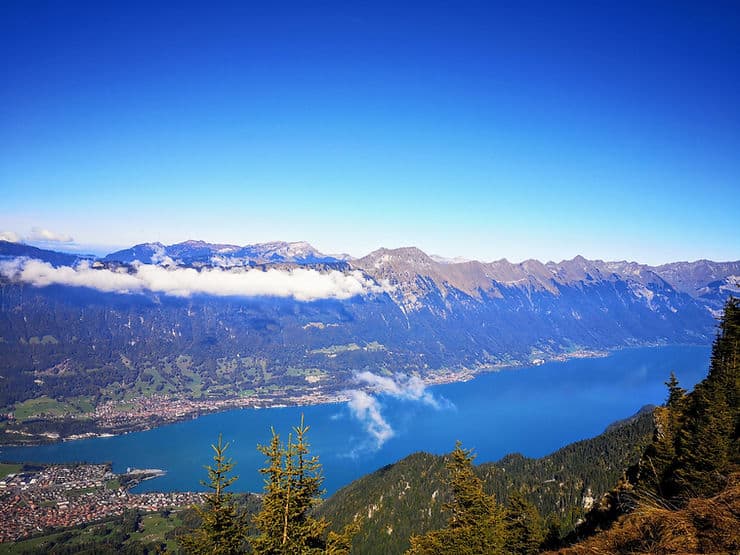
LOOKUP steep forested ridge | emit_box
[557,297,740,554]
[317,409,655,554]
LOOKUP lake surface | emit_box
[0,345,711,495]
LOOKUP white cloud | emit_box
[0,259,142,293]
[345,372,452,451]
[347,390,395,448]
[0,231,22,243]
[0,227,75,245]
[27,227,74,243]
[0,258,385,301]
[355,371,441,408]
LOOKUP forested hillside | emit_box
[5,297,735,553]
[317,408,655,554]
[556,297,740,553]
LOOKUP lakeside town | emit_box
[0,364,494,545]
[1,349,609,447]
[81,348,610,434]
[0,463,203,543]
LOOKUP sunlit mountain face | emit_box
[1,239,736,414]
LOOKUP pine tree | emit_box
[630,298,740,500]
[639,372,687,496]
[325,518,362,555]
[290,417,328,550]
[665,371,686,409]
[555,298,740,555]
[251,428,288,554]
[673,297,739,497]
[252,415,354,555]
[503,491,545,554]
[179,433,248,555]
[406,441,506,555]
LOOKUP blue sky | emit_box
[1,0,738,264]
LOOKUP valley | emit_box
[0,240,736,552]
[0,345,711,497]
[1,239,737,446]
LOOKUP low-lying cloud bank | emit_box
[346,372,452,451]
[0,258,384,301]
[1,227,74,244]
[0,231,22,243]
[28,227,74,243]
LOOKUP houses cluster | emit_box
[91,394,252,429]
[0,464,203,543]
[90,388,344,432]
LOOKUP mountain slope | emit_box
[317,408,655,555]
[554,298,740,554]
[653,260,740,312]
[0,240,85,267]
[0,242,735,421]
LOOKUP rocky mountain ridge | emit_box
[0,239,737,418]
[6,240,735,313]
[102,239,345,266]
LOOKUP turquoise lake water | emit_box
[0,345,711,495]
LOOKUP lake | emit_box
[0,345,711,495]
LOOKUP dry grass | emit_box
[548,474,740,555]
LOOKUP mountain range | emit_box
[0,239,738,414]
[102,240,350,266]
[99,240,740,315]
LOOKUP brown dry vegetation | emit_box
[549,473,740,555]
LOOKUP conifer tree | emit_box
[503,490,545,554]
[665,371,687,409]
[673,297,739,497]
[179,433,248,555]
[325,518,362,555]
[290,417,328,549]
[640,372,687,495]
[406,441,506,555]
[252,415,355,555]
[633,298,740,500]
[566,299,740,555]
[252,429,288,553]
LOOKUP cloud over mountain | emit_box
[355,371,442,409]
[0,258,383,301]
[27,227,74,243]
[0,227,74,245]
[0,231,22,243]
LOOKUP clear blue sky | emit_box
[1,0,738,264]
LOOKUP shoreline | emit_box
[0,342,708,449]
